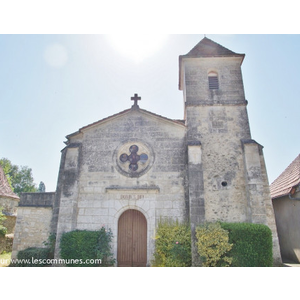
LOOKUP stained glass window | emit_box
[119,145,149,172]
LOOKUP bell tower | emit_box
[179,37,248,129]
[179,37,281,265]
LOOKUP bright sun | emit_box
[107,34,168,63]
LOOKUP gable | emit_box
[66,107,186,143]
[63,107,187,177]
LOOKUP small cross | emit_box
[119,145,148,172]
[131,93,141,107]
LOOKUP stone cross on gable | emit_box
[131,93,141,107]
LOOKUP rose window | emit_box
[115,141,153,177]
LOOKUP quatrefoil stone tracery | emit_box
[119,145,148,172]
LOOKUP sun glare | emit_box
[107,34,168,63]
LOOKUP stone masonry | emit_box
[11,193,55,258]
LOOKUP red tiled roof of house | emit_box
[0,165,19,200]
[270,154,300,199]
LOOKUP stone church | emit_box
[12,37,281,266]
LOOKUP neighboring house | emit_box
[270,154,300,263]
[0,165,20,253]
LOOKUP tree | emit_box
[0,158,37,196]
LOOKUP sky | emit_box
[1,34,300,192]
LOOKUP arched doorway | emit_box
[117,209,147,267]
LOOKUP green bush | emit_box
[220,222,273,267]
[152,219,191,267]
[43,233,56,259]
[195,222,233,267]
[16,247,51,267]
[0,226,6,237]
[60,227,115,267]
[0,207,7,237]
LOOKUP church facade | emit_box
[12,37,281,266]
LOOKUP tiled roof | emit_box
[0,165,19,200]
[270,154,300,199]
[181,37,245,58]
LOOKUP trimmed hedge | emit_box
[152,219,191,267]
[220,222,273,267]
[60,228,115,267]
[16,247,51,267]
[152,221,273,267]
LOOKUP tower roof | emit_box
[0,165,19,200]
[179,37,245,90]
[270,154,300,199]
[181,37,245,59]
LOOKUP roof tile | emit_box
[270,154,300,199]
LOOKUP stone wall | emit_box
[0,196,19,216]
[19,192,55,207]
[0,234,13,254]
[186,104,252,223]
[183,57,246,105]
[11,192,55,259]
[273,191,300,263]
[1,196,19,254]
[187,141,205,266]
[0,196,19,235]
[2,216,16,234]
[242,140,281,263]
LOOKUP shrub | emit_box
[195,222,233,267]
[0,207,7,237]
[0,225,6,237]
[152,219,191,267]
[60,227,115,267]
[220,222,273,267]
[43,233,56,259]
[16,247,51,267]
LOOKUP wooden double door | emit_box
[117,209,147,267]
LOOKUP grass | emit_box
[0,252,11,267]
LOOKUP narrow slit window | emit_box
[208,72,219,89]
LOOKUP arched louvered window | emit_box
[208,71,219,89]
